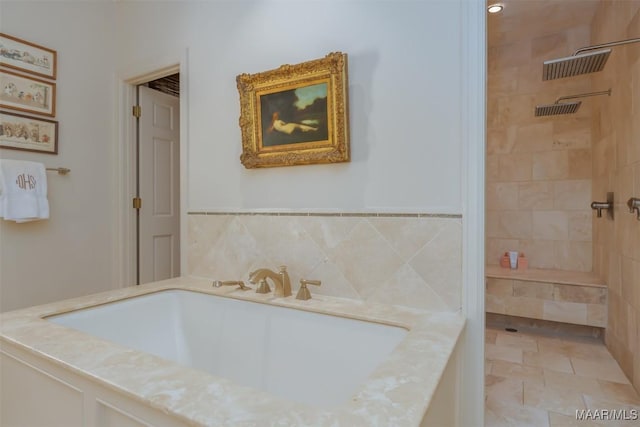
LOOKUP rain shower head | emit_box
[535,89,611,117]
[543,49,611,81]
[542,38,640,81]
[535,101,582,117]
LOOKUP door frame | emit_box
[113,55,189,288]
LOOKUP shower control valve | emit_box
[627,197,640,220]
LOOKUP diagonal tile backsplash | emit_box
[188,213,462,312]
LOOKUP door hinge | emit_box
[133,197,142,209]
[132,105,141,118]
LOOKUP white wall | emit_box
[116,0,464,213]
[0,1,117,312]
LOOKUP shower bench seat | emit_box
[485,265,607,328]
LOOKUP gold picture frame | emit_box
[237,52,349,168]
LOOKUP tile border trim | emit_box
[187,211,462,219]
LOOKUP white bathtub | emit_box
[48,289,407,408]
[1,278,465,426]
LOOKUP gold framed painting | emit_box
[237,52,349,168]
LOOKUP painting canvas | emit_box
[0,70,56,117]
[237,52,349,168]
[0,111,58,154]
[0,33,57,79]
[259,82,329,148]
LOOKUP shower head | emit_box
[542,49,611,81]
[542,37,640,81]
[535,89,611,117]
[535,101,582,117]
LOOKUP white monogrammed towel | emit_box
[0,159,49,222]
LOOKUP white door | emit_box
[138,85,180,284]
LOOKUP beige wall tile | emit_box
[496,211,533,239]
[568,211,592,242]
[513,123,554,153]
[532,211,569,241]
[487,182,519,210]
[554,284,606,304]
[543,300,588,325]
[519,239,557,270]
[553,180,591,210]
[487,278,513,297]
[487,294,508,315]
[518,182,554,210]
[533,151,569,180]
[487,154,500,182]
[554,241,592,272]
[513,281,554,300]
[488,126,517,155]
[499,153,533,182]
[568,149,592,179]
[552,118,592,150]
[506,296,544,319]
[188,214,462,313]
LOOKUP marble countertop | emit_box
[0,276,465,426]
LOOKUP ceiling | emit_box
[488,0,601,48]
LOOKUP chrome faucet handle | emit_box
[590,201,611,218]
[296,279,321,300]
[212,280,251,291]
[591,192,614,219]
[628,197,640,220]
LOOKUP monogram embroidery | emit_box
[16,173,36,190]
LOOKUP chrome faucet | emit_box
[248,266,292,297]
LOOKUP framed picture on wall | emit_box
[0,33,57,80]
[237,52,350,168]
[0,69,56,117]
[0,110,58,154]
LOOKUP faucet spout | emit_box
[248,266,292,297]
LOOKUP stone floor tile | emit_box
[523,350,574,374]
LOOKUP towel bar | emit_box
[45,167,70,175]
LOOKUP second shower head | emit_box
[535,89,611,117]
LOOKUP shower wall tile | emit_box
[532,151,569,180]
[187,214,462,312]
[487,18,594,273]
[591,0,640,393]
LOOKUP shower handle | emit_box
[627,197,640,220]
[590,192,614,219]
[591,202,611,218]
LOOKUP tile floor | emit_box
[485,326,640,426]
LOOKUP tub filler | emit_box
[0,277,465,427]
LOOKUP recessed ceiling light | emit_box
[487,3,504,14]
